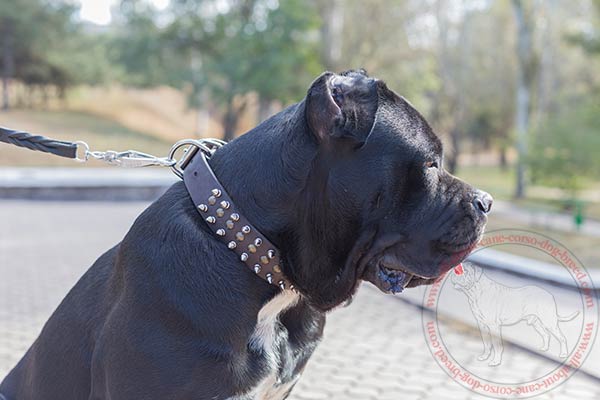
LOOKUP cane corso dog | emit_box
[452,262,578,366]
[1,70,492,399]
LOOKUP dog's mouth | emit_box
[362,241,478,294]
[363,257,438,294]
[378,264,439,292]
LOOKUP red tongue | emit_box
[454,263,464,275]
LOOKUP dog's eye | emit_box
[425,161,438,169]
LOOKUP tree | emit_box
[528,0,600,196]
[0,0,39,109]
[460,1,515,169]
[246,0,322,122]
[529,99,600,194]
[147,0,321,140]
[0,0,81,109]
[428,0,507,174]
[109,1,190,88]
[569,0,600,54]
[512,0,537,198]
[317,0,344,70]
[430,0,475,174]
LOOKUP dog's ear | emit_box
[305,70,378,147]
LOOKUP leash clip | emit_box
[75,140,176,168]
[75,141,176,168]
[72,138,225,174]
[88,150,176,168]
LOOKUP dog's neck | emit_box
[208,101,369,311]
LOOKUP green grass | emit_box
[455,165,600,267]
[455,165,516,200]
[0,109,172,167]
[456,165,600,220]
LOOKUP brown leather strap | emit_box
[183,151,294,291]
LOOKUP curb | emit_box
[467,248,600,294]
[0,185,171,201]
[0,167,176,201]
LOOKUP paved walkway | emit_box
[1,200,599,399]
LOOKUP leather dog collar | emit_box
[183,149,294,292]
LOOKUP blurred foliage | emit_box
[104,0,322,139]
[1,0,600,195]
[0,0,77,94]
[529,0,600,197]
[0,0,115,107]
[529,95,600,193]
[107,1,191,87]
[164,0,322,139]
[568,0,600,54]
[527,0,600,195]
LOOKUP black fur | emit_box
[1,70,490,399]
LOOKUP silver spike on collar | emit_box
[183,150,295,292]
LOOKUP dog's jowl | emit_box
[0,70,491,400]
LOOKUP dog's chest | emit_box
[239,290,301,400]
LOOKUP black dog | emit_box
[1,70,492,399]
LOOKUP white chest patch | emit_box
[233,290,300,400]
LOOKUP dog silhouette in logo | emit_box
[451,262,579,366]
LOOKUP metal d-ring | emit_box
[168,139,224,179]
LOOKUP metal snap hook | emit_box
[73,141,90,162]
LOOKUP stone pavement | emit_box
[1,200,599,399]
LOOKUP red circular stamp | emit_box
[422,229,598,398]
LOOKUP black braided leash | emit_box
[0,127,78,159]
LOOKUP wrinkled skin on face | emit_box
[211,69,492,311]
[301,70,492,299]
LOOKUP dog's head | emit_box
[296,70,492,304]
[451,262,484,291]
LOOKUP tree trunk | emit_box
[447,127,461,174]
[319,0,344,70]
[535,0,557,126]
[432,0,472,174]
[195,90,210,138]
[223,102,237,142]
[512,0,534,199]
[430,0,450,129]
[223,97,247,142]
[499,146,508,170]
[1,22,15,111]
[257,96,272,123]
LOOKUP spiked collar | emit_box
[182,148,295,292]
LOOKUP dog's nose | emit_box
[473,190,493,214]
